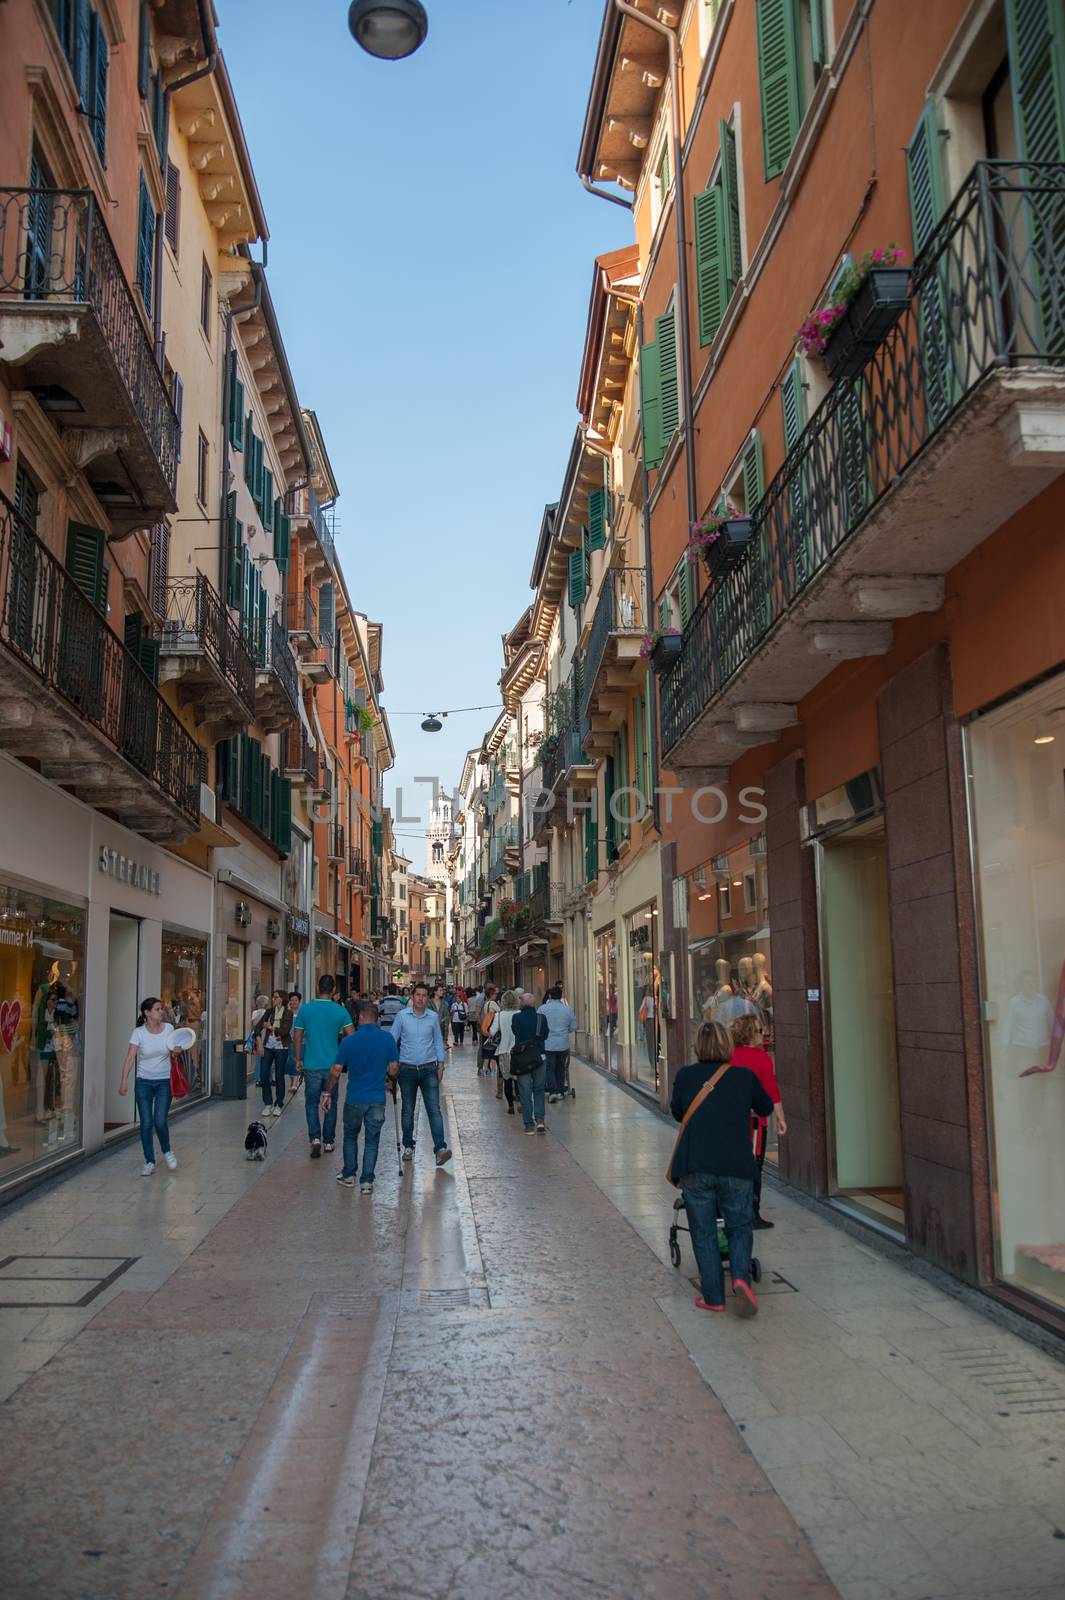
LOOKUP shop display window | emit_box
[625,904,660,1090]
[162,929,208,1101]
[968,680,1065,1314]
[594,925,619,1073]
[225,938,245,1041]
[0,885,86,1182]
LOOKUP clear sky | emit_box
[220,0,631,868]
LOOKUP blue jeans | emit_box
[545,1050,569,1096]
[134,1077,172,1163]
[516,1061,547,1128]
[681,1172,754,1307]
[261,1047,288,1108]
[303,1069,338,1145]
[342,1100,386,1182]
[398,1065,446,1153]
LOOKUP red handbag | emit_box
[170,1051,190,1099]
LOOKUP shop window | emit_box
[686,844,773,1043]
[161,930,207,1100]
[0,884,86,1184]
[625,905,660,1091]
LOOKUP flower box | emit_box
[702,517,754,582]
[649,632,683,673]
[822,268,910,383]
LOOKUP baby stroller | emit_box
[668,1195,762,1281]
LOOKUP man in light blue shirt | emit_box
[292,976,354,1157]
[392,981,451,1166]
[538,986,577,1102]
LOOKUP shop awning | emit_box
[471,952,504,972]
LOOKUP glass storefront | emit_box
[594,924,618,1073]
[225,938,245,1041]
[0,884,86,1179]
[685,839,773,1043]
[968,678,1065,1314]
[625,903,659,1090]
[161,928,208,1101]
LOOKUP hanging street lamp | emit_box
[348,0,428,59]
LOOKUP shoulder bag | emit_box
[666,1063,730,1188]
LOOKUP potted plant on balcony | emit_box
[536,732,559,767]
[686,501,752,582]
[357,705,375,734]
[640,627,682,673]
[797,246,909,383]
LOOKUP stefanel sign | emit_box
[98,847,161,895]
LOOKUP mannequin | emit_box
[737,955,754,999]
[752,951,773,1015]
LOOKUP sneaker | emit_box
[163,1151,177,1170]
[695,1297,726,1313]
[360,1181,374,1195]
[435,1147,453,1167]
[141,1161,155,1176]
[310,1139,322,1159]
[525,1126,536,1135]
[402,1148,414,1162]
[507,1104,515,1115]
[336,1173,355,1187]
[733,1279,759,1317]
[752,1214,774,1230]
[323,1142,335,1153]
[536,1121,546,1134]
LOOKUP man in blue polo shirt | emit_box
[322,1001,398,1194]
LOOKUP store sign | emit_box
[287,912,310,940]
[628,926,650,950]
[98,847,161,895]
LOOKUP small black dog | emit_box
[244,1120,269,1161]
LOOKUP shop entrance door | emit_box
[104,912,141,1133]
[820,826,904,1233]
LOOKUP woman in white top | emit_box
[119,997,177,1175]
[495,989,521,1116]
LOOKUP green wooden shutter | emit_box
[257,585,268,664]
[639,338,663,469]
[240,545,251,638]
[719,119,742,289]
[584,803,598,882]
[1007,0,1065,164]
[74,0,92,107]
[318,581,335,642]
[225,492,241,607]
[228,353,245,451]
[65,520,105,611]
[633,692,647,807]
[658,594,670,629]
[90,12,108,164]
[906,99,943,256]
[137,1,150,97]
[135,175,154,309]
[756,0,802,179]
[742,433,765,512]
[694,186,729,346]
[656,309,680,445]
[244,417,255,484]
[617,722,630,840]
[810,0,827,68]
[262,468,274,531]
[276,776,292,853]
[781,358,806,451]
[568,548,586,608]
[678,561,695,626]
[588,486,607,550]
[906,102,957,420]
[273,499,290,574]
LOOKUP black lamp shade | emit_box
[421,715,443,732]
[348,0,428,59]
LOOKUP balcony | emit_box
[287,484,335,577]
[488,817,520,882]
[579,567,648,756]
[286,590,318,655]
[328,821,345,862]
[158,575,256,739]
[541,724,596,797]
[255,613,301,731]
[0,492,201,838]
[283,728,318,785]
[0,190,179,535]
[348,848,368,889]
[662,162,1065,778]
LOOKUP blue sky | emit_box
[221,0,630,866]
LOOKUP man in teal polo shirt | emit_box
[292,975,354,1158]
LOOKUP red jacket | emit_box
[731,1044,780,1128]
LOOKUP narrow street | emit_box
[1,1043,1062,1600]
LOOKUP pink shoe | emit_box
[733,1279,759,1316]
[695,1297,726,1313]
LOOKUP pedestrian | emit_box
[377,984,404,1027]
[467,985,484,1062]
[449,994,467,1046]
[392,980,451,1166]
[322,1001,399,1194]
[253,989,293,1117]
[729,1014,787,1230]
[248,992,269,1086]
[435,984,451,1044]
[345,988,361,1026]
[669,1020,773,1317]
[494,989,521,1115]
[538,985,576,1102]
[285,992,302,1085]
[291,976,355,1159]
[119,997,179,1176]
[511,991,548,1133]
[480,983,502,1091]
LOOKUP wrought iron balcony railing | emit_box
[283,728,318,784]
[0,492,201,822]
[0,189,179,493]
[256,613,300,720]
[580,566,647,723]
[286,484,336,560]
[661,160,1065,756]
[160,574,256,717]
[348,848,367,885]
[541,724,590,793]
[286,589,317,639]
[328,821,345,861]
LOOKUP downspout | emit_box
[635,301,660,837]
[581,175,633,211]
[154,0,218,362]
[611,1,698,532]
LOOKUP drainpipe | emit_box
[610,2,698,532]
[635,300,660,837]
[581,175,633,211]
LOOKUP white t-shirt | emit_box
[130,1023,175,1081]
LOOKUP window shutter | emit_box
[138,633,160,684]
[244,415,255,482]
[567,548,586,608]
[658,595,671,629]
[137,1,150,97]
[254,434,265,512]
[90,13,108,164]
[217,736,238,804]
[65,520,105,612]
[742,433,765,512]
[136,175,154,310]
[273,499,290,574]
[224,491,241,607]
[719,121,742,290]
[588,486,607,550]
[694,185,729,347]
[148,521,170,615]
[810,0,828,69]
[1006,0,1065,164]
[318,581,335,642]
[228,354,245,450]
[905,99,944,256]
[164,161,180,254]
[152,71,167,166]
[756,0,802,179]
[656,308,680,444]
[277,776,292,854]
[74,0,92,108]
[262,469,274,531]
[678,561,695,626]
[172,372,183,460]
[639,339,663,470]
[257,585,268,663]
[240,544,251,637]
[123,611,143,655]
[781,358,807,452]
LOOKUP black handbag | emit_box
[510,1037,541,1076]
